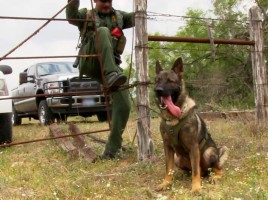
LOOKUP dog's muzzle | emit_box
[155,87,168,109]
[155,86,182,117]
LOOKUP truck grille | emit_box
[68,77,102,92]
[60,98,75,104]
[59,95,108,105]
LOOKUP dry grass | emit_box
[0,115,267,199]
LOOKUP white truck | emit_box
[0,65,12,144]
[12,62,110,126]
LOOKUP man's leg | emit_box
[97,27,127,88]
[80,27,126,88]
[79,27,130,159]
[96,27,130,156]
[102,89,131,158]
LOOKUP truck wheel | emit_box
[0,113,13,144]
[12,105,22,125]
[38,100,55,126]
[97,112,108,122]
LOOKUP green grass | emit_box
[0,116,267,199]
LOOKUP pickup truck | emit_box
[12,62,110,125]
[0,65,13,144]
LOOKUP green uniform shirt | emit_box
[66,0,135,32]
[66,0,135,79]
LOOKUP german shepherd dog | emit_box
[154,57,229,192]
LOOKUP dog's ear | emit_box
[156,60,163,74]
[172,57,183,78]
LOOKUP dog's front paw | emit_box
[209,168,224,184]
[190,182,202,193]
[155,180,172,191]
[209,174,222,184]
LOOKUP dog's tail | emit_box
[218,146,229,168]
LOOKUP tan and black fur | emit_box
[154,57,228,192]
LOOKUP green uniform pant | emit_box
[79,27,131,153]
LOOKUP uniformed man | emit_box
[66,0,135,159]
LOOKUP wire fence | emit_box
[0,2,266,148]
[147,11,252,23]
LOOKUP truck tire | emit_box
[12,105,22,125]
[0,113,13,144]
[97,112,108,122]
[38,100,55,126]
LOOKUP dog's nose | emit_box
[155,87,163,92]
[155,87,164,95]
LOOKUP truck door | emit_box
[15,66,38,113]
[23,65,38,112]
[13,81,27,112]
[13,69,29,113]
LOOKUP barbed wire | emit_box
[147,17,250,32]
[0,54,98,60]
[146,11,255,34]
[147,11,251,24]
[0,10,252,34]
[0,15,249,32]
[0,11,252,24]
[0,16,94,22]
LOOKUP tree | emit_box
[146,0,257,110]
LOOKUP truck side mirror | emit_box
[19,72,28,85]
[0,65,12,75]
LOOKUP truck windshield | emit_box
[37,62,78,76]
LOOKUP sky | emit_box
[0,0,254,90]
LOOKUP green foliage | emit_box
[123,0,268,112]
[127,0,265,111]
[256,0,268,14]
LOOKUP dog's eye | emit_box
[168,77,177,83]
[167,74,178,83]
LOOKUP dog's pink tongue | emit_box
[162,96,181,117]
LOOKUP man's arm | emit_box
[66,0,87,29]
[121,11,135,29]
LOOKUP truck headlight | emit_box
[0,79,8,96]
[45,81,64,94]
